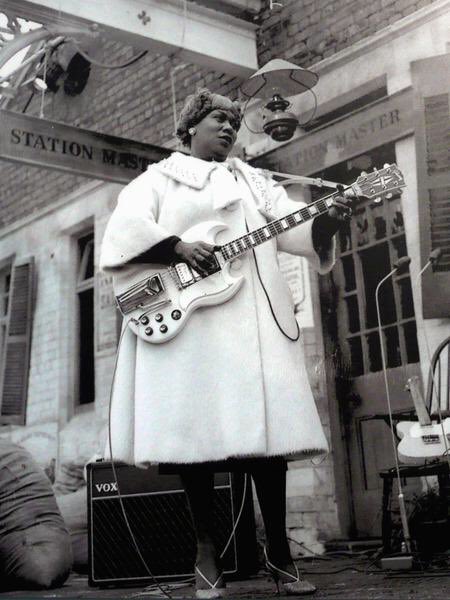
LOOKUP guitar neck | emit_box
[219,188,348,262]
[218,163,405,261]
[407,376,432,426]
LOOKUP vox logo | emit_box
[95,482,118,493]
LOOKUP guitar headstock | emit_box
[405,376,427,407]
[351,164,405,201]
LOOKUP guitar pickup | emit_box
[174,258,221,288]
[174,262,201,287]
[422,435,440,445]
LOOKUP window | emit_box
[75,231,95,406]
[0,266,11,371]
[314,144,419,377]
[0,258,34,425]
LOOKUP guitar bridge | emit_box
[116,274,165,314]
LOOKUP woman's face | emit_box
[190,109,238,162]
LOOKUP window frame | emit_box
[73,227,96,414]
[0,260,12,414]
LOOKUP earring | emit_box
[188,127,196,136]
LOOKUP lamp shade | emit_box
[240,58,318,99]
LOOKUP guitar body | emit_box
[113,221,244,344]
[396,418,450,464]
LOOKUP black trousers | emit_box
[159,455,288,475]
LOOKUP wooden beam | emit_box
[6,0,258,77]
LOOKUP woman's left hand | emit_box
[311,186,358,249]
[328,186,354,223]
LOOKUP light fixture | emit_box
[33,77,48,92]
[240,58,318,142]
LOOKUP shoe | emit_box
[195,565,227,599]
[264,547,316,596]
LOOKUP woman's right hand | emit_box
[174,240,219,276]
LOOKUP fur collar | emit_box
[152,152,272,210]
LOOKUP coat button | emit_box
[231,258,242,271]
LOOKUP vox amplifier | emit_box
[86,461,258,587]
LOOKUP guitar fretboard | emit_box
[220,196,335,261]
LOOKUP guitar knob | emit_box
[155,313,163,322]
[145,327,153,336]
[140,316,149,325]
[171,310,182,320]
[159,324,168,334]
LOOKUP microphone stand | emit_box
[375,256,413,556]
[267,170,342,190]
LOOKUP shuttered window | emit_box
[0,266,11,379]
[413,54,450,317]
[0,258,35,425]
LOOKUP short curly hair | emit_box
[176,88,242,146]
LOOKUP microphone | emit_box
[375,255,413,555]
[415,247,442,285]
[429,247,442,264]
[393,256,411,271]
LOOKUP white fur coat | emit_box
[100,152,334,465]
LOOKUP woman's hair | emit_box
[176,88,242,146]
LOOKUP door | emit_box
[318,144,422,537]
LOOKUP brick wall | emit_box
[0,0,438,228]
[257,0,437,65]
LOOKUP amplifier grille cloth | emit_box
[91,488,236,581]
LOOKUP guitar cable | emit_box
[106,318,250,598]
[245,219,300,342]
[244,182,356,343]
[107,318,173,599]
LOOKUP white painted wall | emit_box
[0,179,122,470]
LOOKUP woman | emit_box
[100,89,352,597]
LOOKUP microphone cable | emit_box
[107,318,173,599]
[106,318,250,598]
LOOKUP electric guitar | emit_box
[114,164,405,344]
[397,376,450,463]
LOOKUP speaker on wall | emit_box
[86,461,258,588]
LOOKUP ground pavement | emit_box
[1,555,449,599]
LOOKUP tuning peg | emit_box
[374,197,382,204]
[373,167,378,172]
[361,171,367,176]
[386,193,393,199]
[383,163,390,168]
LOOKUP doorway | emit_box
[317,144,422,537]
